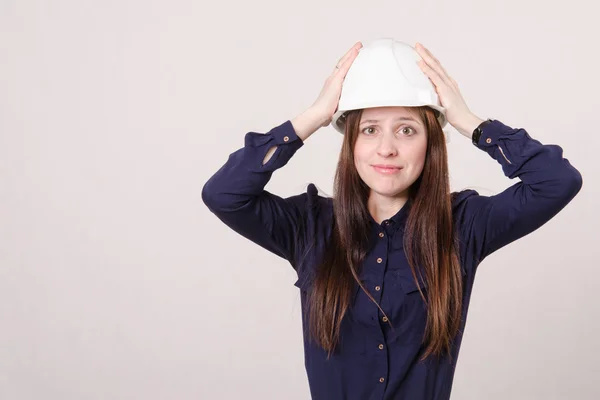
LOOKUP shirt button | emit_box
[382,316,388,322]
[375,286,381,291]
[379,377,385,383]
[378,344,384,350]
[485,137,491,144]
[283,136,290,142]
[376,257,383,263]
[379,232,384,238]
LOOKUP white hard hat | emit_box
[331,38,448,136]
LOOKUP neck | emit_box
[367,190,409,224]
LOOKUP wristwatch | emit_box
[472,118,494,146]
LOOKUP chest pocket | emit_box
[399,266,467,293]
[387,266,467,346]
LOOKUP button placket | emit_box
[372,225,390,392]
[370,227,388,298]
[373,225,389,326]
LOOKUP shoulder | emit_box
[291,184,334,288]
[281,183,334,235]
[308,183,334,206]
[451,188,483,229]
[289,182,333,215]
[451,188,480,210]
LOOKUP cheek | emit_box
[353,142,370,164]
[408,139,428,166]
[414,148,427,167]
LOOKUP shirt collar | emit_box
[368,197,413,234]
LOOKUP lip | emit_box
[372,164,403,174]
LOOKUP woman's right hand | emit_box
[310,41,363,127]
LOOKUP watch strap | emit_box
[472,118,494,146]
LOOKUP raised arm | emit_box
[455,119,583,264]
[413,42,583,264]
[202,41,363,266]
[201,109,322,265]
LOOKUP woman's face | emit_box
[353,106,428,198]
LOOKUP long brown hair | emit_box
[306,106,463,362]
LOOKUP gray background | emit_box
[1,0,598,399]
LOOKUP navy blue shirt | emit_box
[202,118,582,400]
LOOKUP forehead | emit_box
[360,106,417,119]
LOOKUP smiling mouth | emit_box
[372,165,403,174]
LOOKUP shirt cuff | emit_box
[473,119,519,149]
[268,119,304,149]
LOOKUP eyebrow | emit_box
[359,116,420,125]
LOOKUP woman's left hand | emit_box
[415,42,484,137]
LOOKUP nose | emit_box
[376,133,398,157]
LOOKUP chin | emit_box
[367,180,409,197]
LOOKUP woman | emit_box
[202,39,583,400]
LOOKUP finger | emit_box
[415,43,450,83]
[339,41,362,64]
[336,42,362,69]
[339,49,358,76]
[333,45,360,75]
[415,43,454,87]
[417,59,445,89]
[416,43,446,73]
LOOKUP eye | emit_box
[360,126,415,135]
[361,126,376,135]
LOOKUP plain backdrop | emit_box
[1,0,598,399]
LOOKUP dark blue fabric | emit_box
[202,119,582,400]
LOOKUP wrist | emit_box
[455,114,485,139]
[291,108,328,141]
